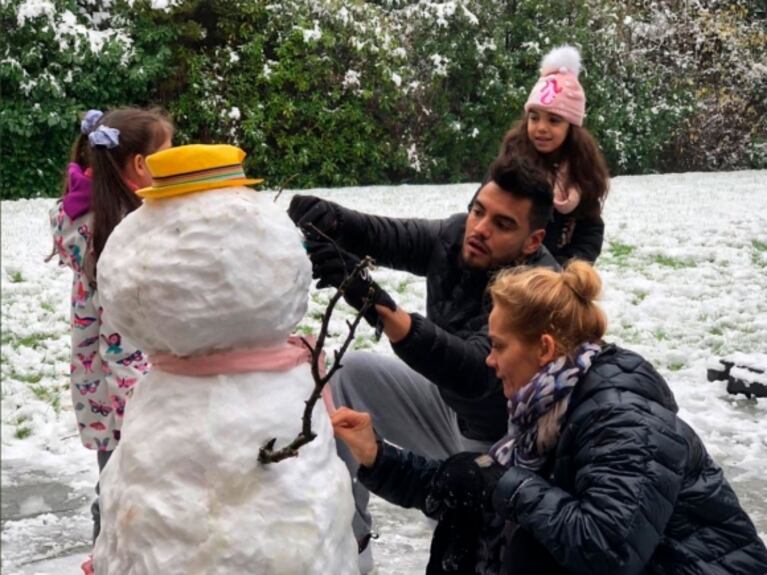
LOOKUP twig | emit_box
[272,174,299,203]
[258,256,375,463]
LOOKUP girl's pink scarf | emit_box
[553,163,581,215]
[150,336,335,412]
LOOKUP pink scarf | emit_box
[553,163,581,215]
[150,335,335,412]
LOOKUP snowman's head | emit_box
[97,147,311,356]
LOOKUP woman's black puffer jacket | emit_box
[361,345,767,574]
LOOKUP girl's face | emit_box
[527,109,570,155]
[130,132,173,190]
[486,306,554,397]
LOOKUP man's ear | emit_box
[538,334,557,366]
[522,228,545,256]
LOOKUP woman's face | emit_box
[527,109,570,155]
[486,306,547,398]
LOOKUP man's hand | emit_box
[306,239,396,327]
[331,407,379,468]
[426,452,507,516]
[288,195,341,239]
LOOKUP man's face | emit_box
[462,182,544,269]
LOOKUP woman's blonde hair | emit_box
[489,260,607,355]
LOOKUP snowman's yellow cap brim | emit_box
[136,144,264,200]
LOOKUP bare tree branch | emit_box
[258,256,375,464]
[272,173,299,203]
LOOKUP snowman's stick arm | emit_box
[258,257,374,464]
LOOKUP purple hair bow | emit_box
[88,125,120,149]
[80,109,103,135]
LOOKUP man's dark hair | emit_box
[489,154,553,231]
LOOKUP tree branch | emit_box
[258,256,375,464]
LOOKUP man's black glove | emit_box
[288,195,342,239]
[425,452,507,516]
[305,239,396,328]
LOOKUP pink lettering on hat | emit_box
[539,78,563,105]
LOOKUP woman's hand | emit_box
[331,407,379,468]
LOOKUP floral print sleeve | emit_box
[50,201,148,451]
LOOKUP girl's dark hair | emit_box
[499,112,610,219]
[88,107,173,279]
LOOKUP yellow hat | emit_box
[136,144,264,200]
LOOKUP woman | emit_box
[332,262,767,574]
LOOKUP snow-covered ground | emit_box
[2,170,766,573]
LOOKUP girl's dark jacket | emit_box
[543,210,604,264]
[359,345,767,574]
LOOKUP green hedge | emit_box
[1,0,764,199]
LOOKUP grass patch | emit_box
[668,361,685,371]
[41,301,56,313]
[631,290,648,305]
[309,310,325,322]
[13,371,43,384]
[653,328,668,341]
[395,279,409,294]
[752,240,766,267]
[13,414,33,439]
[352,335,373,350]
[295,324,314,336]
[9,270,24,283]
[30,384,62,413]
[608,241,635,259]
[653,255,696,269]
[709,326,724,336]
[12,332,57,350]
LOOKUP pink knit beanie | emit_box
[524,45,585,127]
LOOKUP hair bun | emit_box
[562,260,601,303]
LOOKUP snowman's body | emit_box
[93,188,357,574]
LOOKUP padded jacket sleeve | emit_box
[392,313,495,397]
[358,441,441,514]
[332,203,443,276]
[492,399,689,575]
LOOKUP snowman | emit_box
[92,144,358,574]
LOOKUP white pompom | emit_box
[540,45,581,77]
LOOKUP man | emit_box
[288,155,558,571]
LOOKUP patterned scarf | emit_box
[489,342,601,470]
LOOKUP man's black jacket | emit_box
[333,205,559,441]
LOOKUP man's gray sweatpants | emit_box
[330,351,492,543]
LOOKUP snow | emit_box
[2,170,766,573]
